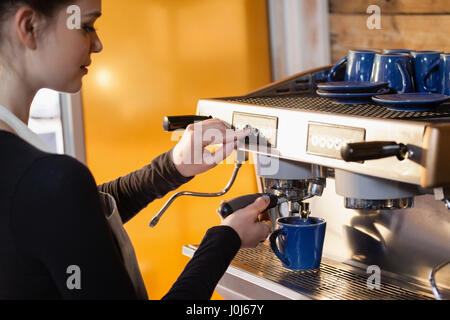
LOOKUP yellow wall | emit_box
[82,0,271,299]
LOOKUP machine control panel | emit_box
[306,122,366,160]
[232,112,279,148]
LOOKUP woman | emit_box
[0,0,271,300]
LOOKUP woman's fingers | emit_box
[197,119,250,147]
[172,119,250,177]
[245,196,271,216]
[220,196,273,248]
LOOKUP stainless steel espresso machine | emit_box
[177,66,450,300]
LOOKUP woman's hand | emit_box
[221,196,272,248]
[171,119,251,177]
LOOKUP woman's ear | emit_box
[14,6,41,50]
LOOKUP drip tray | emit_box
[182,243,435,300]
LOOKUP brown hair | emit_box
[0,0,73,18]
[0,0,74,47]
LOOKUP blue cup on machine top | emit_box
[383,49,414,55]
[370,53,414,93]
[436,53,450,95]
[383,49,415,90]
[270,216,326,271]
[328,49,379,82]
[411,50,442,92]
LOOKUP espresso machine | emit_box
[161,66,450,300]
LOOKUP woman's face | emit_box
[32,0,103,93]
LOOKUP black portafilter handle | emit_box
[217,193,279,219]
[341,141,409,162]
[163,115,213,132]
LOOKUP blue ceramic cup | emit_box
[383,49,416,91]
[437,53,450,95]
[370,53,414,93]
[328,49,379,82]
[383,49,414,54]
[411,50,442,92]
[270,216,326,271]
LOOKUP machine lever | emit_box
[341,141,408,162]
[217,193,279,219]
[163,115,212,132]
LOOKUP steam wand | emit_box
[149,151,247,228]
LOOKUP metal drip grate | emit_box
[230,243,433,300]
[219,94,450,120]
